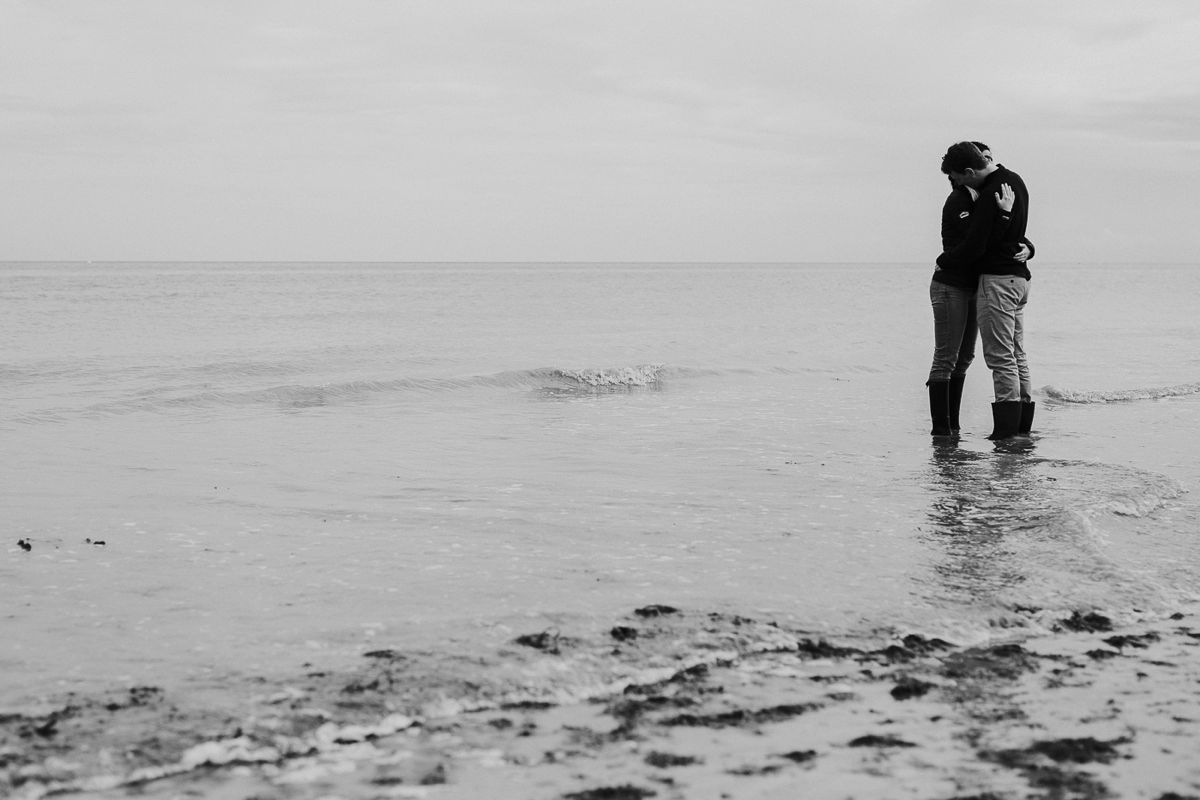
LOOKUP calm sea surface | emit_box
[2,262,1198,705]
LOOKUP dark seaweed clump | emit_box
[1057,611,1114,633]
[562,786,656,800]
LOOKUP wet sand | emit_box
[5,606,1200,799]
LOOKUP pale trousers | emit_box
[976,274,1031,403]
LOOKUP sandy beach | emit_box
[5,604,1200,799]
[6,262,1200,799]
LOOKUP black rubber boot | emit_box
[928,381,952,436]
[947,374,967,433]
[987,401,1023,440]
[1019,401,1036,434]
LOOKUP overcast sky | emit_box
[3,1,1198,263]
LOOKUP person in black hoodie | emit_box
[936,141,1034,440]
[927,142,1031,437]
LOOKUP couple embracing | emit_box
[927,141,1033,442]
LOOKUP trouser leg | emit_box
[977,275,1029,403]
[946,293,975,432]
[952,293,977,379]
[928,280,975,383]
[1014,286,1031,402]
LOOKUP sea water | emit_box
[2,262,1197,706]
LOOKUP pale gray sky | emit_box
[3,1,1199,263]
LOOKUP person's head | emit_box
[970,141,994,163]
[941,141,991,188]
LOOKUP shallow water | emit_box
[3,262,1198,706]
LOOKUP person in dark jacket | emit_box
[936,141,1034,440]
[927,141,1031,437]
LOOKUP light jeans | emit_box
[928,279,977,383]
[976,274,1031,402]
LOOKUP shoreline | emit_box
[5,606,1200,799]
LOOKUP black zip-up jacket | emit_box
[932,186,984,289]
[935,165,1031,281]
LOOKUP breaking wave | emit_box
[1043,381,1200,404]
[12,364,694,424]
[552,364,667,388]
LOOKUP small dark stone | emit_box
[500,700,556,711]
[341,676,386,694]
[32,715,59,738]
[796,639,862,659]
[1086,649,1120,660]
[362,649,405,660]
[633,605,678,618]
[128,686,162,706]
[877,645,916,662]
[610,626,639,642]
[672,663,709,682]
[901,634,955,653]
[726,763,783,776]
[1103,632,1160,650]
[985,737,1126,773]
[644,751,700,768]
[989,643,1027,658]
[514,631,561,653]
[563,785,657,800]
[891,677,936,700]
[661,702,821,729]
[941,643,1037,680]
[847,734,917,748]
[18,539,32,552]
[777,749,817,763]
[1058,611,1114,633]
[419,763,447,785]
[1029,736,1125,764]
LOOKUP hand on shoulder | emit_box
[994,183,1015,213]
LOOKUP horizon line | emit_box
[1,259,1187,266]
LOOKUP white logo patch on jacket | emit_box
[959,211,970,219]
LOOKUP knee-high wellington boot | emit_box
[928,381,952,436]
[988,401,1023,440]
[1019,401,1036,435]
[947,375,967,433]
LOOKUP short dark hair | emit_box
[941,141,988,175]
[970,141,990,153]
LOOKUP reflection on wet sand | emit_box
[922,438,1039,610]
